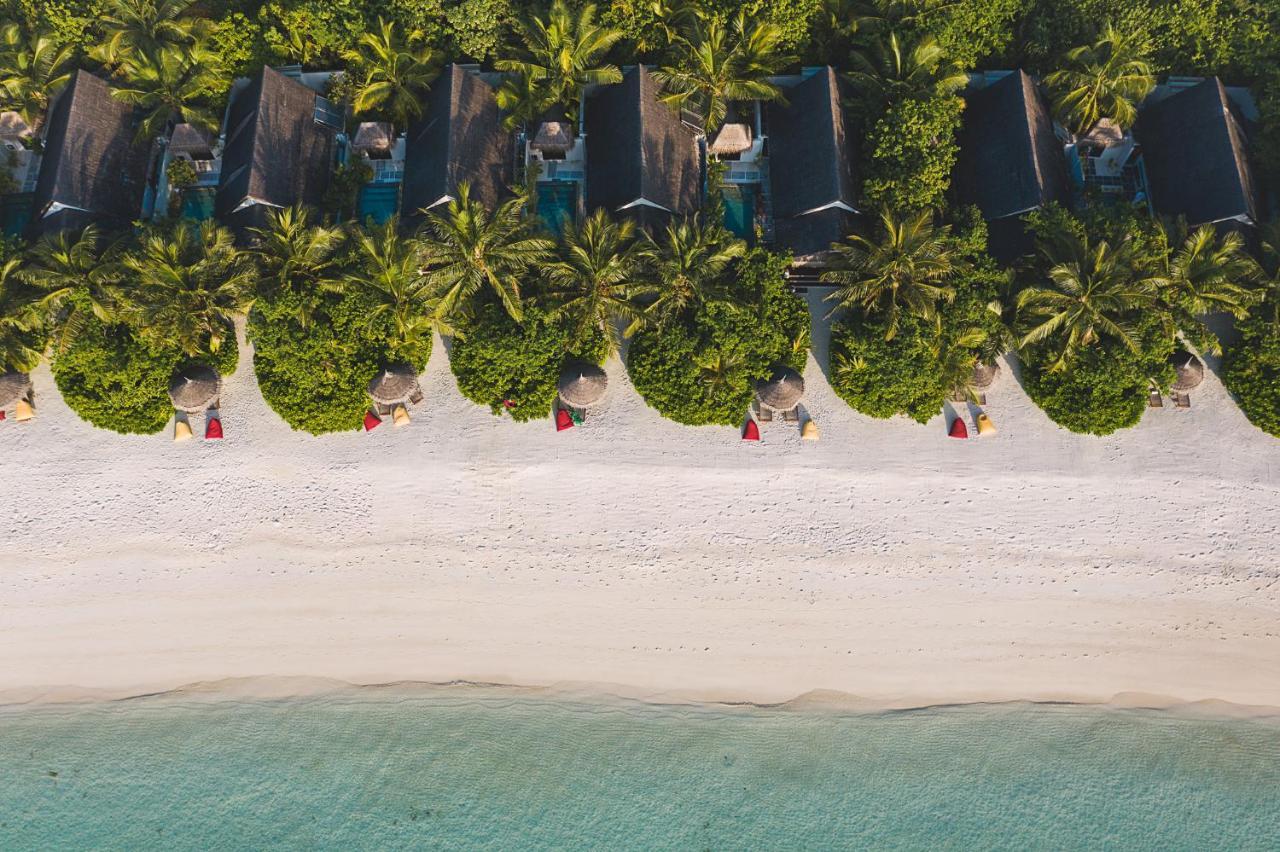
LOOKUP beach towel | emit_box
[948,418,968,439]
[555,408,574,431]
[174,419,193,442]
[205,417,223,440]
[14,399,33,421]
[363,411,382,431]
[742,419,760,441]
[801,419,819,440]
[976,413,996,436]
[0,410,5,420]
[392,405,410,427]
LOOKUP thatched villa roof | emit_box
[557,362,608,408]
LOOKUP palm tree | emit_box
[928,315,989,400]
[1044,23,1155,136]
[654,11,794,133]
[543,210,645,353]
[348,217,439,355]
[1156,224,1259,354]
[1016,231,1160,371]
[342,18,442,130]
[1247,221,1280,328]
[120,219,255,357]
[0,258,45,373]
[847,31,967,108]
[631,214,747,331]
[110,43,225,140]
[22,225,125,354]
[417,182,555,325]
[696,348,746,396]
[821,209,960,340]
[93,0,208,70]
[250,206,346,328]
[0,23,77,132]
[495,0,623,128]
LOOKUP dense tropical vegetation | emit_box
[0,0,1279,437]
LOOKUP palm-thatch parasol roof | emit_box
[0,110,31,140]
[532,120,575,155]
[352,121,396,156]
[168,122,215,158]
[168,365,221,413]
[971,362,1001,391]
[755,366,805,411]
[1169,351,1205,392]
[709,122,752,156]
[1079,117,1124,148]
[557,362,608,408]
[367,364,421,407]
[0,371,31,408]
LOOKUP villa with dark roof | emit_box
[954,70,1070,260]
[584,65,701,230]
[1136,77,1261,228]
[30,69,150,236]
[214,66,341,230]
[401,64,513,217]
[766,66,859,261]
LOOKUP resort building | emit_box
[214,66,344,230]
[0,111,40,236]
[401,64,512,219]
[584,64,701,230]
[29,69,150,236]
[954,69,1070,260]
[765,66,860,269]
[1136,76,1262,228]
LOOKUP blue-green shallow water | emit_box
[2,692,1279,851]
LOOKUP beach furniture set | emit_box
[169,365,223,443]
[554,362,607,432]
[743,366,819,441]
[0,371,34,422]
[364,365,423,431]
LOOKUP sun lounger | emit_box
[409,389,424,405]
[757,405,773,423]
[782,408,799,423]
[1148,390,1163,408]
[1174,393,1191,409]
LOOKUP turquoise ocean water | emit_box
[2,690,1279,850]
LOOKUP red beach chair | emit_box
[555,408,575,431]
[363,411,382,431]
[205,417,223,439]
[742,419,760,441]
[948,417,968,439]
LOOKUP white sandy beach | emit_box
[2,294,1279,710]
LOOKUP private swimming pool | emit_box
[723,184,756,241]
[357,182,401,224]
[179,187,216,221]
[0,192,33,236]
[536,180,578,234]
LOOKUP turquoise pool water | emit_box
[723,184,755,241]
[1,691,1278,850]
[537,180,578,234]
[357,183,401,225]
[1,192,34,236]
[179,187,215,221]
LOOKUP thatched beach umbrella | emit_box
[367,364,420,407]
[168,365,221,414]
[0,371,31,408]
[168,122,215,159]
[1169,352,1205,392]
[971,362,1001,391]
[557,362,608,408]
[755,366,805,411]
[709,123,752,156]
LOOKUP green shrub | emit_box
[448,299,607,422]
[1020,326,1175,435]
[1222,310,1280,438]
[249,286,430,434]
[862,95,964,214]
[627,250,809,426]
[51,313,237,435]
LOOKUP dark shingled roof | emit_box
[31,70,149,236]
[953,70,1069,222]
[1136,77,1260,227]
[585,65,700,226]
[401,64,512,216]
[766,67,859,257]
[215,66,338,224]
